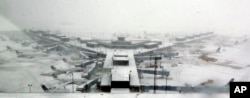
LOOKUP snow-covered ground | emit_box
[0,27,249,98]
[1,31,248,92]
[140,34,250,91]
[0,32,67,93]
[0,93,228,98]
[0,31,101,93]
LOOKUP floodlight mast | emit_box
[28,84,32,93]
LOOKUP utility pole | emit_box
[166,73,168,93]
[154,57,157,94]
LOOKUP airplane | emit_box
[41,74,89,92]
[63,59,84,65]
[180,78,234,93]
[198,46,223,55]
[75,60,95,68]
[81,64,97,79]
[51,65,85,73]
[15,50,48,58]
[5,45,47,58]
[40,70,66,78]
[53,76,88,85]
[40,65,85,78]
[80,51,98,58]
[41,81,71,93]
[62,58,95,68]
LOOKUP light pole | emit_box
[28,84,32,93]
[153,57,157,94]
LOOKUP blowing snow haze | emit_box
[0,0,250,36]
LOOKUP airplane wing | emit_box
[41,80,72,93]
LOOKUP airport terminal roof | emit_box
[113,56,129,61]
[111,67,130,81]
[113,52,128,57]
[102,51,140,86]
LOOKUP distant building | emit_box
[83,37,161,49]
[111,37,132,45]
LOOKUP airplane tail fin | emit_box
[50,65,57,71]
[41,84,49,92]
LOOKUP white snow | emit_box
[140,35,250,89]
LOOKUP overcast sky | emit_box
[1,0,250,36]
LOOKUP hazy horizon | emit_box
[0,0,250,36]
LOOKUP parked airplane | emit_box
[41,76,89,92]
[53,76,88,85]
[62,58,95,68]
[181,78,234,93]
[40,71,65,78]
[51,65,85,73]
[41,82,71,93]
[15,50,47,58]
[75,60,95,68]
[40,65,85,78]
[80,51,98,58]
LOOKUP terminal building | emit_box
[100,52,140,93]
[81,36,161,49]
[26,30,217,93]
